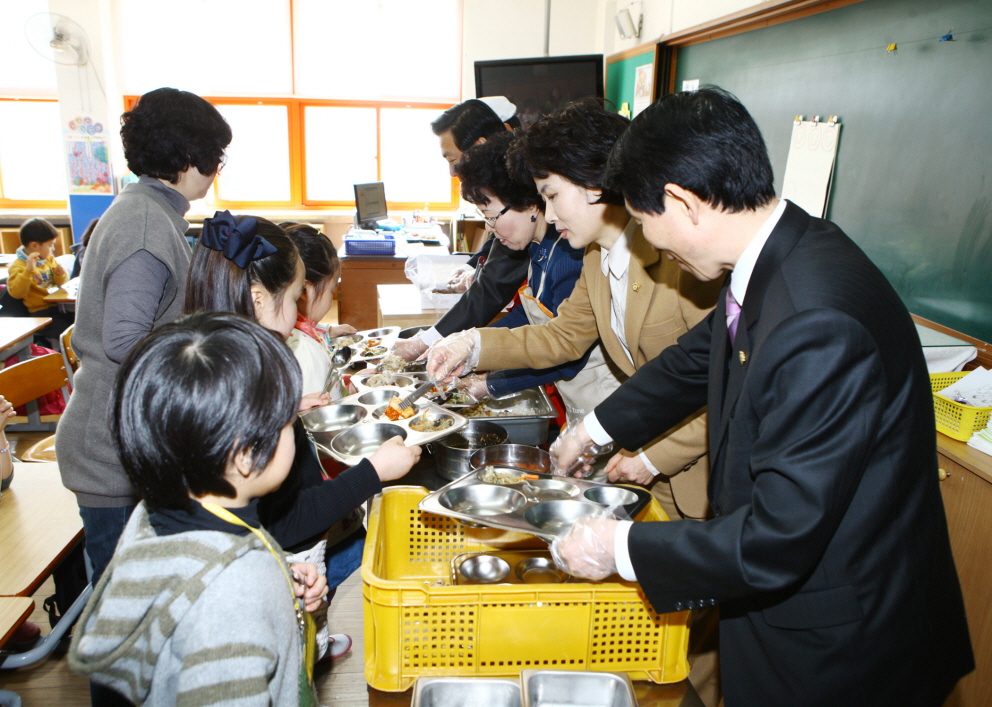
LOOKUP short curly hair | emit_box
[506,98,629,206]
[454,131,543,213]
[121,88,232,183]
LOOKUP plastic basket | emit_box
[930,372,992,441]
[344,234,396,256]
[361,486,690,692]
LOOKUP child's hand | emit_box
[0,395,14,433]
[369,436,421,482]
[330,324,357,337]
[25,252,41,270]
[290,562,329,613]
[53,262,66,276]
[299,393,330,412]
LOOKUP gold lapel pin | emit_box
[739,351,747,364]
[632,282,641,292]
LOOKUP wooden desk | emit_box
[0,317,51,362]
[369,678,704,707]
[0,597,34,647]
[937,433,992,706]
[42,277,78,313]
[0,462,83,597]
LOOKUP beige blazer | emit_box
[477,229,721,518]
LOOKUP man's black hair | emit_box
[506,98,629,206]
[604,86,776,214]
[19,218,59,247]
[121,87,232,183]
[454,131,543,213]
[431,99,508,151]
[111,312,301,511]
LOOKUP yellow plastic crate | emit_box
[361,485,690,692]
[930,372,992,441]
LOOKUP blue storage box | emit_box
[344,233,396,256]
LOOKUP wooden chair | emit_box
[59,324,78,386]
[0,354,70,462]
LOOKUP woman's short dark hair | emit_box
[507,99,630,206]
[111,311,301,511]
[19,218,58,246]
[121,87,232,183]
[431,99,508,151]
[604,86,776,215]
[454,131,543,213]
[184,217,299,322]
[280,223,339,299]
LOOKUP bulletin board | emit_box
[605,43,657,117]
[664,0,992,343]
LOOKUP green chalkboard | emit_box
[607,50,654,116]
[674,0,992,343]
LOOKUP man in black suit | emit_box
[550,88,973,706]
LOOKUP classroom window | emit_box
[213,103,294,205]
[0,0,59,96]
[380,108,453,204]
[0,100,68,206]
[304,106,378,202]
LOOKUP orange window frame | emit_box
[0,97,68,210]
[125,95,460,212]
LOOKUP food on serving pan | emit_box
[332,334,362,347]
[365,338,382,347]
[364,373,394,388]
[461,403,512,418]
[382,396,417,421]
[378,354,407,373]
[410,415,454,432]
[478,466,539,485]
[362,345,388,358]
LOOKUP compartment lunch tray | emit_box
[327,326,401,365]
[419,467,653,542]
[304,388,467,465]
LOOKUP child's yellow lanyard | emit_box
[201,503,317,681]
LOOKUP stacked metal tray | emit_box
[445,387,558,445]
[410,671,638,707]
[300,388,467,466]
[452,549,572,585]
[419,467,653,542]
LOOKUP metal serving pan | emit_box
[300,387,467,466]
[337,326,401,365]
[445,387,557,446]
[418,466,651,542]
[520,669,636,707]
[412,677,522,707]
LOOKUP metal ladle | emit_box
[322,345,352,395]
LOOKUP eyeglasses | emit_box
[477,205,510,229]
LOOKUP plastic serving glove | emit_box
[433,267,474,294]
[455,373,490,400]
[427,328,482,383]
[550,419,615,478]
[391,336,428,363]
[550,516,620,581]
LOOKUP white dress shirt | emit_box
[593,199,787,581]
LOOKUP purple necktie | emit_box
[726,289,742,346]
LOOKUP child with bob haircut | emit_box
[4,218,73,340]
[70,311,327,706]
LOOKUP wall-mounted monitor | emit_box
[354,182,387,230]
[475,54,604,130]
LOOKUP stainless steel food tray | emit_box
[412,677,522,707]
[300,387,467,466]
[520,669,637,707]
[444,387,557,446]
[451,549,573,585]
[328,326,401,365]
[418,467,652,542]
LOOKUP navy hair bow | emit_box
[199,210,276,268]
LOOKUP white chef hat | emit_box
[478,96,517,122]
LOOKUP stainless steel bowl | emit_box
[470,444,551,474]
[358,389,401,406]
[399,325,432,339]
[524,478,581,501]
[363,327,394,339]
[523,500,612,535]
[299,404,366,433]
[435,421,508,481]
[515,557,567,584]
[330,423,407,458]
[359,373,415,389]
[583,486,639,507]
[439,484,526,516]
[458,555,511,584]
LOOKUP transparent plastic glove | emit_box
[550,517,619,581]
[427,328,482,383]
[456,373,490,400]
[550,419,615,478]
[392,336,429,363]
[433,266,474,294]
[605,452,655,485]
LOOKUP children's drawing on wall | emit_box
[64,116,113,194]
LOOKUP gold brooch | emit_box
[739,351,747,364]
[632,283,641,291]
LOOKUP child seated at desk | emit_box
[70,312,327,705]
[2,218,74,344]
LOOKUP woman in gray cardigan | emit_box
[56,88,231,586]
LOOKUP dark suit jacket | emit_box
[595,202,973,707]
[435,238,529,337]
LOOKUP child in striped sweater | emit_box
[70,312,327,706]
